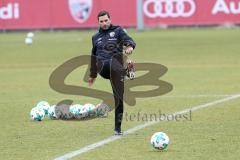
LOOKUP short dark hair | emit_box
[97,10,110,20]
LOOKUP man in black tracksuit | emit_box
[88,11,136,135]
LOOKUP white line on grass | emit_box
[54,94,240,160]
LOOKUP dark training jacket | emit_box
[90,25,136,78]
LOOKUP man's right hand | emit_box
[88,78,96,87]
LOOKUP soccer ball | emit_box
[47,105,61,119]
[69,104,84,119]
[30,107,45,121]
[36,101,50,114]
[25,37,33,45]
[56,104,74,119]
[69,103,95,119]
[83,103,95,117]
[27,32,34,38]
[69,104,82,115]
[150,132,169,150]
[95,103,110,117]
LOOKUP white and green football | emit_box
[69,104,84,119]
[30,107,45,121]
[83,103,95,117]
[150,132,170,150]
[36,101,50,114]
[47,105,61,119]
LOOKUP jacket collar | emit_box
[99,24,117,33]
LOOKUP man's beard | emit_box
[102,24,110,30]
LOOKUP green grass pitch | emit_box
[0,28,240,160]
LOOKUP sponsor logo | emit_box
[109,32,115,37]
[108,38,117,41]
[212,0,240,15]
[68,0,92,23]
[0,3,19,19]
[143,0,196,18]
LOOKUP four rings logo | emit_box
[68,0,92,23]
[143,0,196,18]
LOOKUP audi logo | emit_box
[143,0,196,18]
